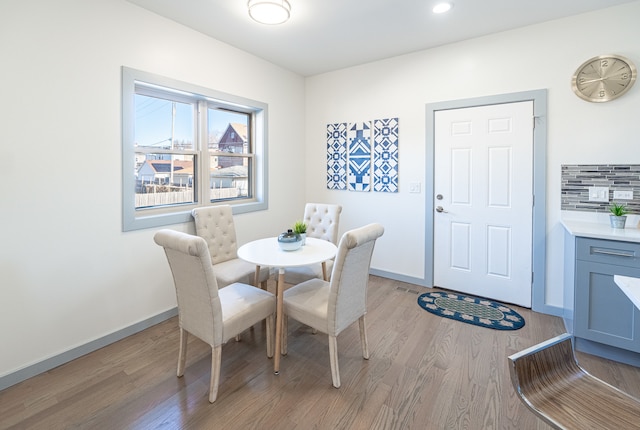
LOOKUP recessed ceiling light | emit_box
[433,2,453,14]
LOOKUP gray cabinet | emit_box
[574,237,640,353]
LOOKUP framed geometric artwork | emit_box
[326,123,347,190]
[347,121,372,192]
[373,118,399,193]
[327,117,399,193]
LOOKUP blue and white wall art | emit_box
[327,117,398,193]
[326,123,347,190]
[347,121,372,192]
[373,118,399,193]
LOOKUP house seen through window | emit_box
[122,67,268,231]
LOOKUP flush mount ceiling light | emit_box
[248,0,291,25]
[432,2,453,14]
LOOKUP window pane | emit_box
[135,154,195,209]
[208,108,250,157]
[135,95,194,150]
[209,155,251,202]
[122,67,268,231]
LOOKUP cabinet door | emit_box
[574,261,640,352]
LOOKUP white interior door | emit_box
[433,101,533,307]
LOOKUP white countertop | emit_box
[614,275,640,311]
[561,219,640,243]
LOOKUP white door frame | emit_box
[425,90,552,314]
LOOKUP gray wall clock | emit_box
[571,54,636,102]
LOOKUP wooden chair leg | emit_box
[281,315,288,356]
[209,345,222,403]
[328,335,340,388]
[254,265,269,291]
[177,328,188,377]
[266,314,274,358]
[359,315,369,360]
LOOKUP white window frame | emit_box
[122,67,268,231]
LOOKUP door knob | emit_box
[435,206,447,213]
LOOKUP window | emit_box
[122,67,268,231]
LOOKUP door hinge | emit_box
[532,115,541,129]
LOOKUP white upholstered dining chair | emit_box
[283,203,342,284]
[282,223,384,388]
[192,205,269,289]
[154,229,275,403]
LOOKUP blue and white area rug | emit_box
[417,291,525,330]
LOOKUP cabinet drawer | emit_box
[576,237,640,268]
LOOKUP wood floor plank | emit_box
[2,276,639,430]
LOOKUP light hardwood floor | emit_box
[2,276,640,429]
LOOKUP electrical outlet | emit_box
[588,186,609,202]
[613,190,634,200]
[409,182,421,193]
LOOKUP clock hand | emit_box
[579,77,605,85]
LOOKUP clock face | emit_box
[572,55,637,102]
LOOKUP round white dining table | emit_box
[237,237,337,374]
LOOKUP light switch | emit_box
[409,182,421,193]
[588,186,609,202]
[613,190,634,200]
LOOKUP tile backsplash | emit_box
[561,164,640,214]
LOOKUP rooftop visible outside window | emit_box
[208,109,252,202]
[134,96,196,209]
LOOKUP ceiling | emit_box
[127,0,636,76]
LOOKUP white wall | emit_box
[0,0,306,379]
[304,2,640,308]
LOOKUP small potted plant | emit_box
[609,203,628,229]
[293,220,307,245]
